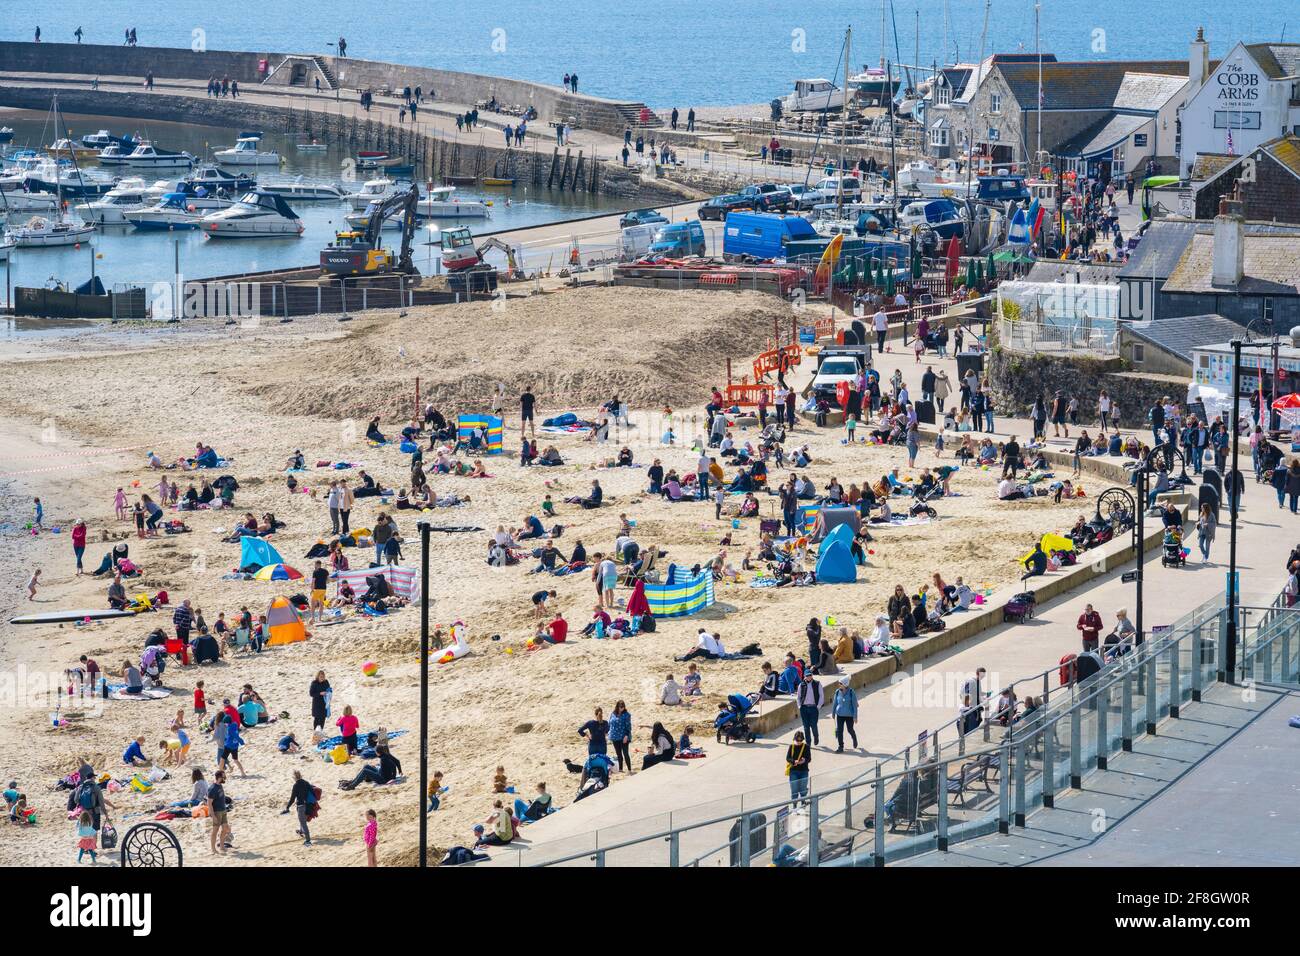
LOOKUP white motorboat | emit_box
[260,177,348,201]
[80,129,119,149]
[418,185,490,219]
[98,141,196,169]
[781,78,850,113]
[345,177,402,211]
[75,177,152,223]
[200,190,303,237]
[5,214,95,247]
[295,141,328,153]
[23,158,115,198]
[213,137,282,167]
[123,193,206,230]
[46,138,101,161]
[896,160,973,199]
[185,164,257,196]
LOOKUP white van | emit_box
[810,175,864,203]
[619,223,659,261]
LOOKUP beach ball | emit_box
[504,647,514,655]
[362,661,379,677]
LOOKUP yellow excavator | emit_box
[320,185,420,276]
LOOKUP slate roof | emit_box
[1124,314,1249,363]
[1190,153,1239,182]
[1025,261,1123,285]
[1244,43,1300,79]
[1163,233,1300,295]
[1056,112,1151,158]
[1118,219,1200,280]
[996,59,1193,111]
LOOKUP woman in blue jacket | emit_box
[831,676,859,752]
[607,701,632,772]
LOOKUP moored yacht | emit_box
[200,190,303,237]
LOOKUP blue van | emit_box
[722,212,820,261]
[649,220,706,257]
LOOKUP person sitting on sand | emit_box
[365,417,387,444]
[338,744,402,790]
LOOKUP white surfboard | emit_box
[10,608,137,625]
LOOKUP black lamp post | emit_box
[1134,441,1182,648]
[417,520,431,867]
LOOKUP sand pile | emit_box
[245,287,790,421]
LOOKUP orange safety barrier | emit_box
[725,381,775,408]
[751,343,803,382]
[813,316,836,339]
[699,273,738,285]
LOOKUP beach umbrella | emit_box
[944,235,962,280]
[964,257,977,288]
[911,248,923,280]
[252,563,303,582]
[875,260,886,288]
[885,266,896,296]
[986,251,997,283]
[975,259,985,287]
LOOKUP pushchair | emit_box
[715,693,759,744]
[1161,529,1186,568]
[909,482,942,518]
[1003,589,1037,623]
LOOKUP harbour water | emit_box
[0,0,1292,105]
[0,110,626,294]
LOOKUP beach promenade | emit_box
[492,340,1294,865]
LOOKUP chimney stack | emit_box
[1212,182,1244,287]
[1189,27,1209,92]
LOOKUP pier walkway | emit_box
[0,69,810,186]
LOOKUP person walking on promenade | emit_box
[786,731,811,801]
[797,671,824,746]
[831,677,859,752]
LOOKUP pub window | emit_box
[1263,297,1275,324]
[937,84,951,106]
[990,93,1002,114]
[1132,343,1145,364]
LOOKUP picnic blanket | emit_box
[314,729,408,751]
[108,687,173,701]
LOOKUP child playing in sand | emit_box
[846,415,857,444]
[493,766,508,793]
[542,495,555,518]
[76,810,98,863]
[678,727,703,757]
[427,771,446,813]
[194,681,207,721]
[364,809,378,867]
[114,487,128,521]
[278,732,301,754]
[683,663,702,697]
[33,497,43,528]
[26,568,40,601]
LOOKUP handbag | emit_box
[99,822,118,850]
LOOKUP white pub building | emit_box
[1179,34,1300,178]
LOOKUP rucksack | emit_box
[639,613,656,633]
[77,784,96,811]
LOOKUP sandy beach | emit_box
[0,286,1070,867]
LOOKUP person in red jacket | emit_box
[71,519,88,576]
[1077,603,1103,652]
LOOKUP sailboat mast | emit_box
[880,0,887,70]
[1036,1,1043,169]
[840,26,851,212]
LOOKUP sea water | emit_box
[0,0,1290,105]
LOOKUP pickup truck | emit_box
[810,346,873,407]
[740,183,793,212]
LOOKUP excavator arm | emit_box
[361,184,421,274]
[474,236,519,277]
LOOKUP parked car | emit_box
[619,208,669,228]
[698,193,754,221]
[649,220,707,257]
[740,183,793,212]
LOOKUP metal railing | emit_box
[997,314,1119,356]
[485,588,1298,866]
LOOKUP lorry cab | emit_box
[722,211,820,261]
[649,220,706,257]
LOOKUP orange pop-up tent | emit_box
[265,594,307,645]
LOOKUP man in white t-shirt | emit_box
[873,308,889,353]
[696,453,711,500]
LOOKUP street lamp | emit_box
[1134,441,1183,648]
[417,520,431,867]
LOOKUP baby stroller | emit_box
[1161,529,1186,568]
[715,693,759,744]
[909,483,942,518]
[1003,589,1037,623]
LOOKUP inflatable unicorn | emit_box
[436,621,470,664]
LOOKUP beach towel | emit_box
[109,688,173,701]
[314,729,408,751]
